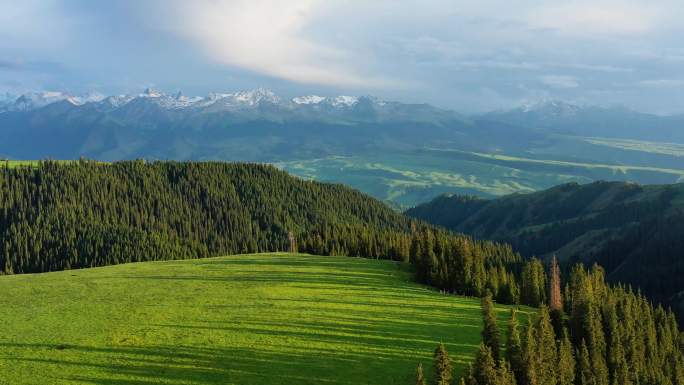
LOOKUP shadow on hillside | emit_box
[0,342,419,385]
[0,256,487,384]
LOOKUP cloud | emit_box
[637,79,684,88]
[161,0,400,88]
[527,2,663,36]
[540,75,579,89]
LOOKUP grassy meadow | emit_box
[0,253,527,385]
[277,144,684,207]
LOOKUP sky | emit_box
[2,0,684,114]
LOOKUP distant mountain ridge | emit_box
[0,87,417,115]
[2,89,684,206]
[481,99,684,142]
[0,87,476,162]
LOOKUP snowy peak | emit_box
[292,95,325,105]
[519,99,581,116]
[0,88,373,114]
[330,96,359,107]
[141,88,163,98]
[11,91,73,111]
[291,95,359,107]
[233,88,279,105]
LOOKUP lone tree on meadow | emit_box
[433,342,453,385]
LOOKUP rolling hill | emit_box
[0,253,523,385]
[406,181,684,318]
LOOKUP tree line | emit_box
[416,258,684,385]
[0,160,520,297]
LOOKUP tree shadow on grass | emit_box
[0,342,416,385]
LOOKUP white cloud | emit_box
[162,0,400,88]
[637,79,684,88]
[527,1,663,36]
[540,75,579,89]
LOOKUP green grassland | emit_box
[3,160,75,169]
[277,144,684,208]
[0,253,526,385]
[3,160,41,168]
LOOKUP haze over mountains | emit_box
[2,88,684,207]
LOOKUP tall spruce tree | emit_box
[521,259,546,307]
[482,294,501,362]
[577,340,593,385]
[433,343,453,385]
[549,255,564,336]
[506,309,524,384]
[472,343,498,385]
[558,330,575,385]
[496,361,518,385]
[549,255,563,312]
[533,306,558,385]
[522,317,538,385]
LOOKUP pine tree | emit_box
[496,361,518,385]
[416,362,426,385]
[521,259,546,307]
[534,306,558,385]
[433,342,453,385]
[522,317,538,385]
[506,309,524,384]
[577,340,593,385]
[482,294,501,362]
[549,255,564,336]
[549,255,563,311]
[558,330,575,385]
[472,343,498,385]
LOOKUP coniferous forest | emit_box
[0,160,520,301]
[2,161,683,385]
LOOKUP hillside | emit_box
[0,160,413,274]
[406,181,684,316]
[0,253,521,385]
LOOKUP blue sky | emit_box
[2,0,684,113]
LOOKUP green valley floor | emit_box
[0,253,524,385]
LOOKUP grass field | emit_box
[3,160,40,168]
[0,253,526,385]
[277,144,684,208]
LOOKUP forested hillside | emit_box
[461,263,684,385]
[2,161,684,384]
[0,160,522,304]
[406,180,684,319]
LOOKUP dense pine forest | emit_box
[406,181,684,320]
[0,160,520,302]
[2,161,683,385]
[452,261,684,385]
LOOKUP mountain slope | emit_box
[0,253,522,385]
[406,181,684,314]
[0,160,414,273]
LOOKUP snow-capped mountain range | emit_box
[0,87,364,113]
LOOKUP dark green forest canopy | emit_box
[407,180,684,320]
[0,160,520,292]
